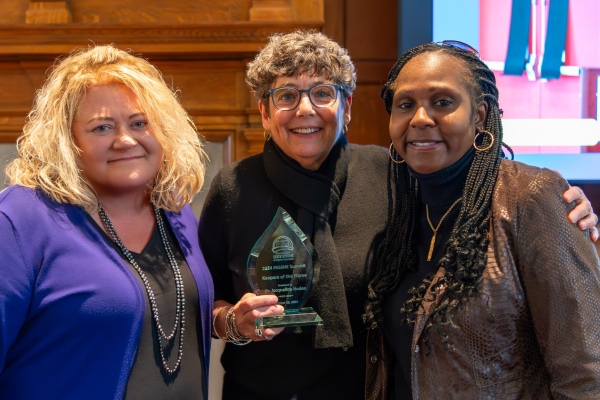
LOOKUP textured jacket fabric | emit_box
[366,160,600,400]
[0,185,214,400]
[199,143,390,400]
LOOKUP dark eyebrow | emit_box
[394,85,461,97]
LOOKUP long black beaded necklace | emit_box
[98,203,185,374]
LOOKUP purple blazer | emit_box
[0,185,213,399]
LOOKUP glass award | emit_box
[247,207,322,329]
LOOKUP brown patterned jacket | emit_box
[366,160,600,400]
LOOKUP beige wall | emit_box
[0,144,17,189]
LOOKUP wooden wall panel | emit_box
[0,0,323,159]
[345,0,397,60]
[0,60,49,142]
[333,0,398,147]
[0,0,398,157]
[0,0,29,24]
[348,84,392,148]
[153,61,249,111]
[0,62,46,111]
[322,0,345,45]
[291,0,324,21]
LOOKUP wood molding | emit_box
[0,23,323,59]
[242,127,266,158]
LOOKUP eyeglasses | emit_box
[437,40,480,58]
[267,84,342,111]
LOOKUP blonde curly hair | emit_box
[5,44,206,212]
[246,30,357,113]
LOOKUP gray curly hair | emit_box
[246,30,357,112]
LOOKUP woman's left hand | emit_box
[564,185,599,242]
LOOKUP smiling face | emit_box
[72,83,163,198]
[389,52,486,174]
[259,75,352,171]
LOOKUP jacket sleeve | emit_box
[0,212,35,373]
[516,168,600,399]
[197,170,235,303]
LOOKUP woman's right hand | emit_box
[214,294,284,342]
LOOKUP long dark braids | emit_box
[364,43,512,337]
[364,147,418,329]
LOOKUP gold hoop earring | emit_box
[473,128,494,151]
[264,130,272,141]
[389,143,405,164]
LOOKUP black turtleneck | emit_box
[382,147,475,400]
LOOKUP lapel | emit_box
[411,266,449,351]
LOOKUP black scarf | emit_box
[263,136,354,349]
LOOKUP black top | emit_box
[199,142,391,400]
[382,148,474,400]
[88,213,205,400]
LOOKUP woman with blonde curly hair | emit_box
[0,45,213,399]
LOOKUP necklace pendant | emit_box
[427,233,436,262]
[425,198,462,263]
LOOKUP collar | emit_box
[408,147,475,207]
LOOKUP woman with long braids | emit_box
[364,42,600,399]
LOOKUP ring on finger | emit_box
[255,328,264,338]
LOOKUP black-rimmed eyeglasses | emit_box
[437,40,480,58]
[267,84,342,111]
